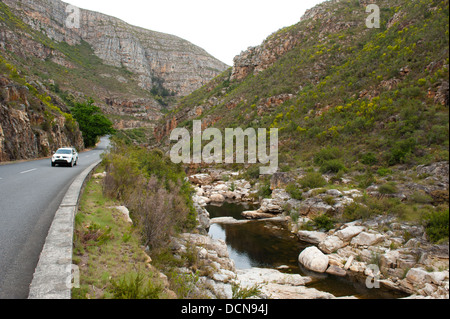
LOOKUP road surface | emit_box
[0,137,109,299]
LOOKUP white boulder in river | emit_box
[298,246,329,273]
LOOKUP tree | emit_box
[71,98,115,147]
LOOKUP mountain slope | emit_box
[0,0,228,130]
[0,0,229,161]
[158,0,449,172]
[0,55,84,161]
[1,0,228,97]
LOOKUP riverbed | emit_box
[206,202,408,299]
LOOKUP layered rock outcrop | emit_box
[2,0,228,97]
[0,75,84,162]
[231,33,300,81]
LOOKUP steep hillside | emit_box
[0,54,84,161]
[159,0,449,173]
[0,0,229,161]
[0,0,228,130]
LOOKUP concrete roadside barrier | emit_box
[28,160,102,299]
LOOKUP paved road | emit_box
[0,137,109,299]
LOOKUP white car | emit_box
[51,147,79,167]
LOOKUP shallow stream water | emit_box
[206,202,408,299]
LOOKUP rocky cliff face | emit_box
[2,0,229,97]
[0,0,229,159]
[0,74,84,162]
[230,0,361,81]
[231,32,301,81]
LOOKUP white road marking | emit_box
[20,168,37,174]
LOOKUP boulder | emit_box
[242,210,277,219]
[380,250,401,271]
[236,268,311,287]
[195,187,204,196]
[425,271,449,285]
[298,246,329,273]
[326,265,347,277]
[344,255,354,270]
[210,217,249,225]
[335,226,365,242]
[210,193,225,203]
[189,174,213,185]
[270,172,295,190]
[93,172,107,179]
[351,232,384,246]
[297,230,328,245]
[214,184,229,192]
[326,189,342,197]
[271,189,291,203]
[259,198,283,214]
[319,235,346,254]
[406,268,429,286]
[298,197,334,217]
[113,206,133,224]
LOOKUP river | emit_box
[206,201,408,299]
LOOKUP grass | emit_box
[72,167,170,299]
[73,150,212,299]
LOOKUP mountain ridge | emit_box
[1,0,228,97]
[0,0,228,161]
[157,0,449,174]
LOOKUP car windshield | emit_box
[56,149,72,155]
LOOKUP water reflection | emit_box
[207,201,257,220]
[209,222,307,270]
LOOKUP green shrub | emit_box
[313,214,335,231]
[290,210,300,223]
[320,159,347,174]
[377,168,393,176]
[357,171,376,189]
[388,138,417,166]
[314,147,342,165]
[232,283,262,299]
[109,272,163,299]
[378,182,398,194]
[427,125,449,145]
[102,142,197,249]
[361,152,378,165]
[343,202,373,221]
[425,209,449,243]
[323,195,336,206]
[257,180,272,198]
[409,191,433,204]
[243,165,261,180]
[286,182,303,200]
[299,172,327,189]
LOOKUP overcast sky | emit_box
[65,0,325,65]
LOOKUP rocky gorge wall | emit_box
[0,74,84,162]
[2,0,229,97]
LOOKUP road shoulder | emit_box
[28,160,101,299]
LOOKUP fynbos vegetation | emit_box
[102,141,197,250]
